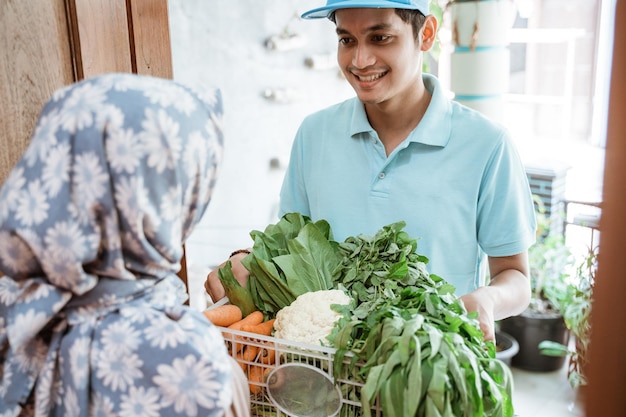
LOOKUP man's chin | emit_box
[355,92,384,105]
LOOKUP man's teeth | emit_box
[358,73,384,82]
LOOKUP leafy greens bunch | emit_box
[330,221,514,417]
[240,212,343,317]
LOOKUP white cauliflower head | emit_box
[273,289,351,346]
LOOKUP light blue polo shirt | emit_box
[279,74,536,295]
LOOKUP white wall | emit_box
[167,0,354,270]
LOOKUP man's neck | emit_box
[365,85,432,156]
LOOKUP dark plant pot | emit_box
[499,311,570,372]
[495,330,519,367]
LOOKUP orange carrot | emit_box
[248,365,268,395]
[228,311,265,352]
[228,311,264,330]
[258,347,276,365]
[242,345,260,363]
[234,345,259,374]
[203,304,242,327]
[241,318,276,336]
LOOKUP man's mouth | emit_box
[354,71,387,82]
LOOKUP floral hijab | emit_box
[0,73,231,416]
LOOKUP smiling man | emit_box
[278,0,537,342]
[205,0,537,342]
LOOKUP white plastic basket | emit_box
[219,326,382,417]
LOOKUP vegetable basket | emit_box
[219,326,381,417]
[208,217,517,417]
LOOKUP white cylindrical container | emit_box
[450,47,510,96]
[448,0,516,122]
[450,0,517,48]
[455,96,505,123]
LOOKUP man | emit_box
[207,0,536,342]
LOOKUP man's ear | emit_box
[420,15,438,52]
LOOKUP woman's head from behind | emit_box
[0,73,223,293]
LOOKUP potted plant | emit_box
[499,196,575,372]
[538,245,597,392]
[495,329,519,367]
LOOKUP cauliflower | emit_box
[273,289,351,346]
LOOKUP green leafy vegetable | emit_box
[217,260,257,317]
[329,221,514,417]
[241,212,343,317]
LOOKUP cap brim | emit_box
[301,0,426,19]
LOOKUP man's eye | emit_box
[372,35,391,42]
[338,37,352,45]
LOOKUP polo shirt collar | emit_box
[349,73,452,148]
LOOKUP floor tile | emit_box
[511,367,583,417]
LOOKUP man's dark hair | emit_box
[329,9,427,41]
[394,9,427,41]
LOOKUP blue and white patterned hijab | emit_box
[0,73,231,416]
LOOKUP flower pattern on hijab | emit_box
[0,73,230,417]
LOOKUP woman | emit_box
[0,73,248,416]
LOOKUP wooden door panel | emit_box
[0,0,74,184]
[127,0,173,78]
[66,0,133,78]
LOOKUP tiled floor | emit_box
[511,366,584,417]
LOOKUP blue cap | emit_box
[301,0,430,19]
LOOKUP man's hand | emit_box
[460,288,496,342]
[461,252,531,342]
[204,251,251,303]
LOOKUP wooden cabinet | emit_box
[0,0,188,291]
[1,0,172,183]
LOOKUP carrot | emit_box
[241,318,276,336]
[228,311,265,352]
[228,311,264,330]
[203,304,242,327]
[234,344,260,374]
[248,365,268,395]
[258,347,276,365]
[242,345,260,363]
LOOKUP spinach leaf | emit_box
[217,260,257,317]
[241,213,342,317]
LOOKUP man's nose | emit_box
[352,44,376,68]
